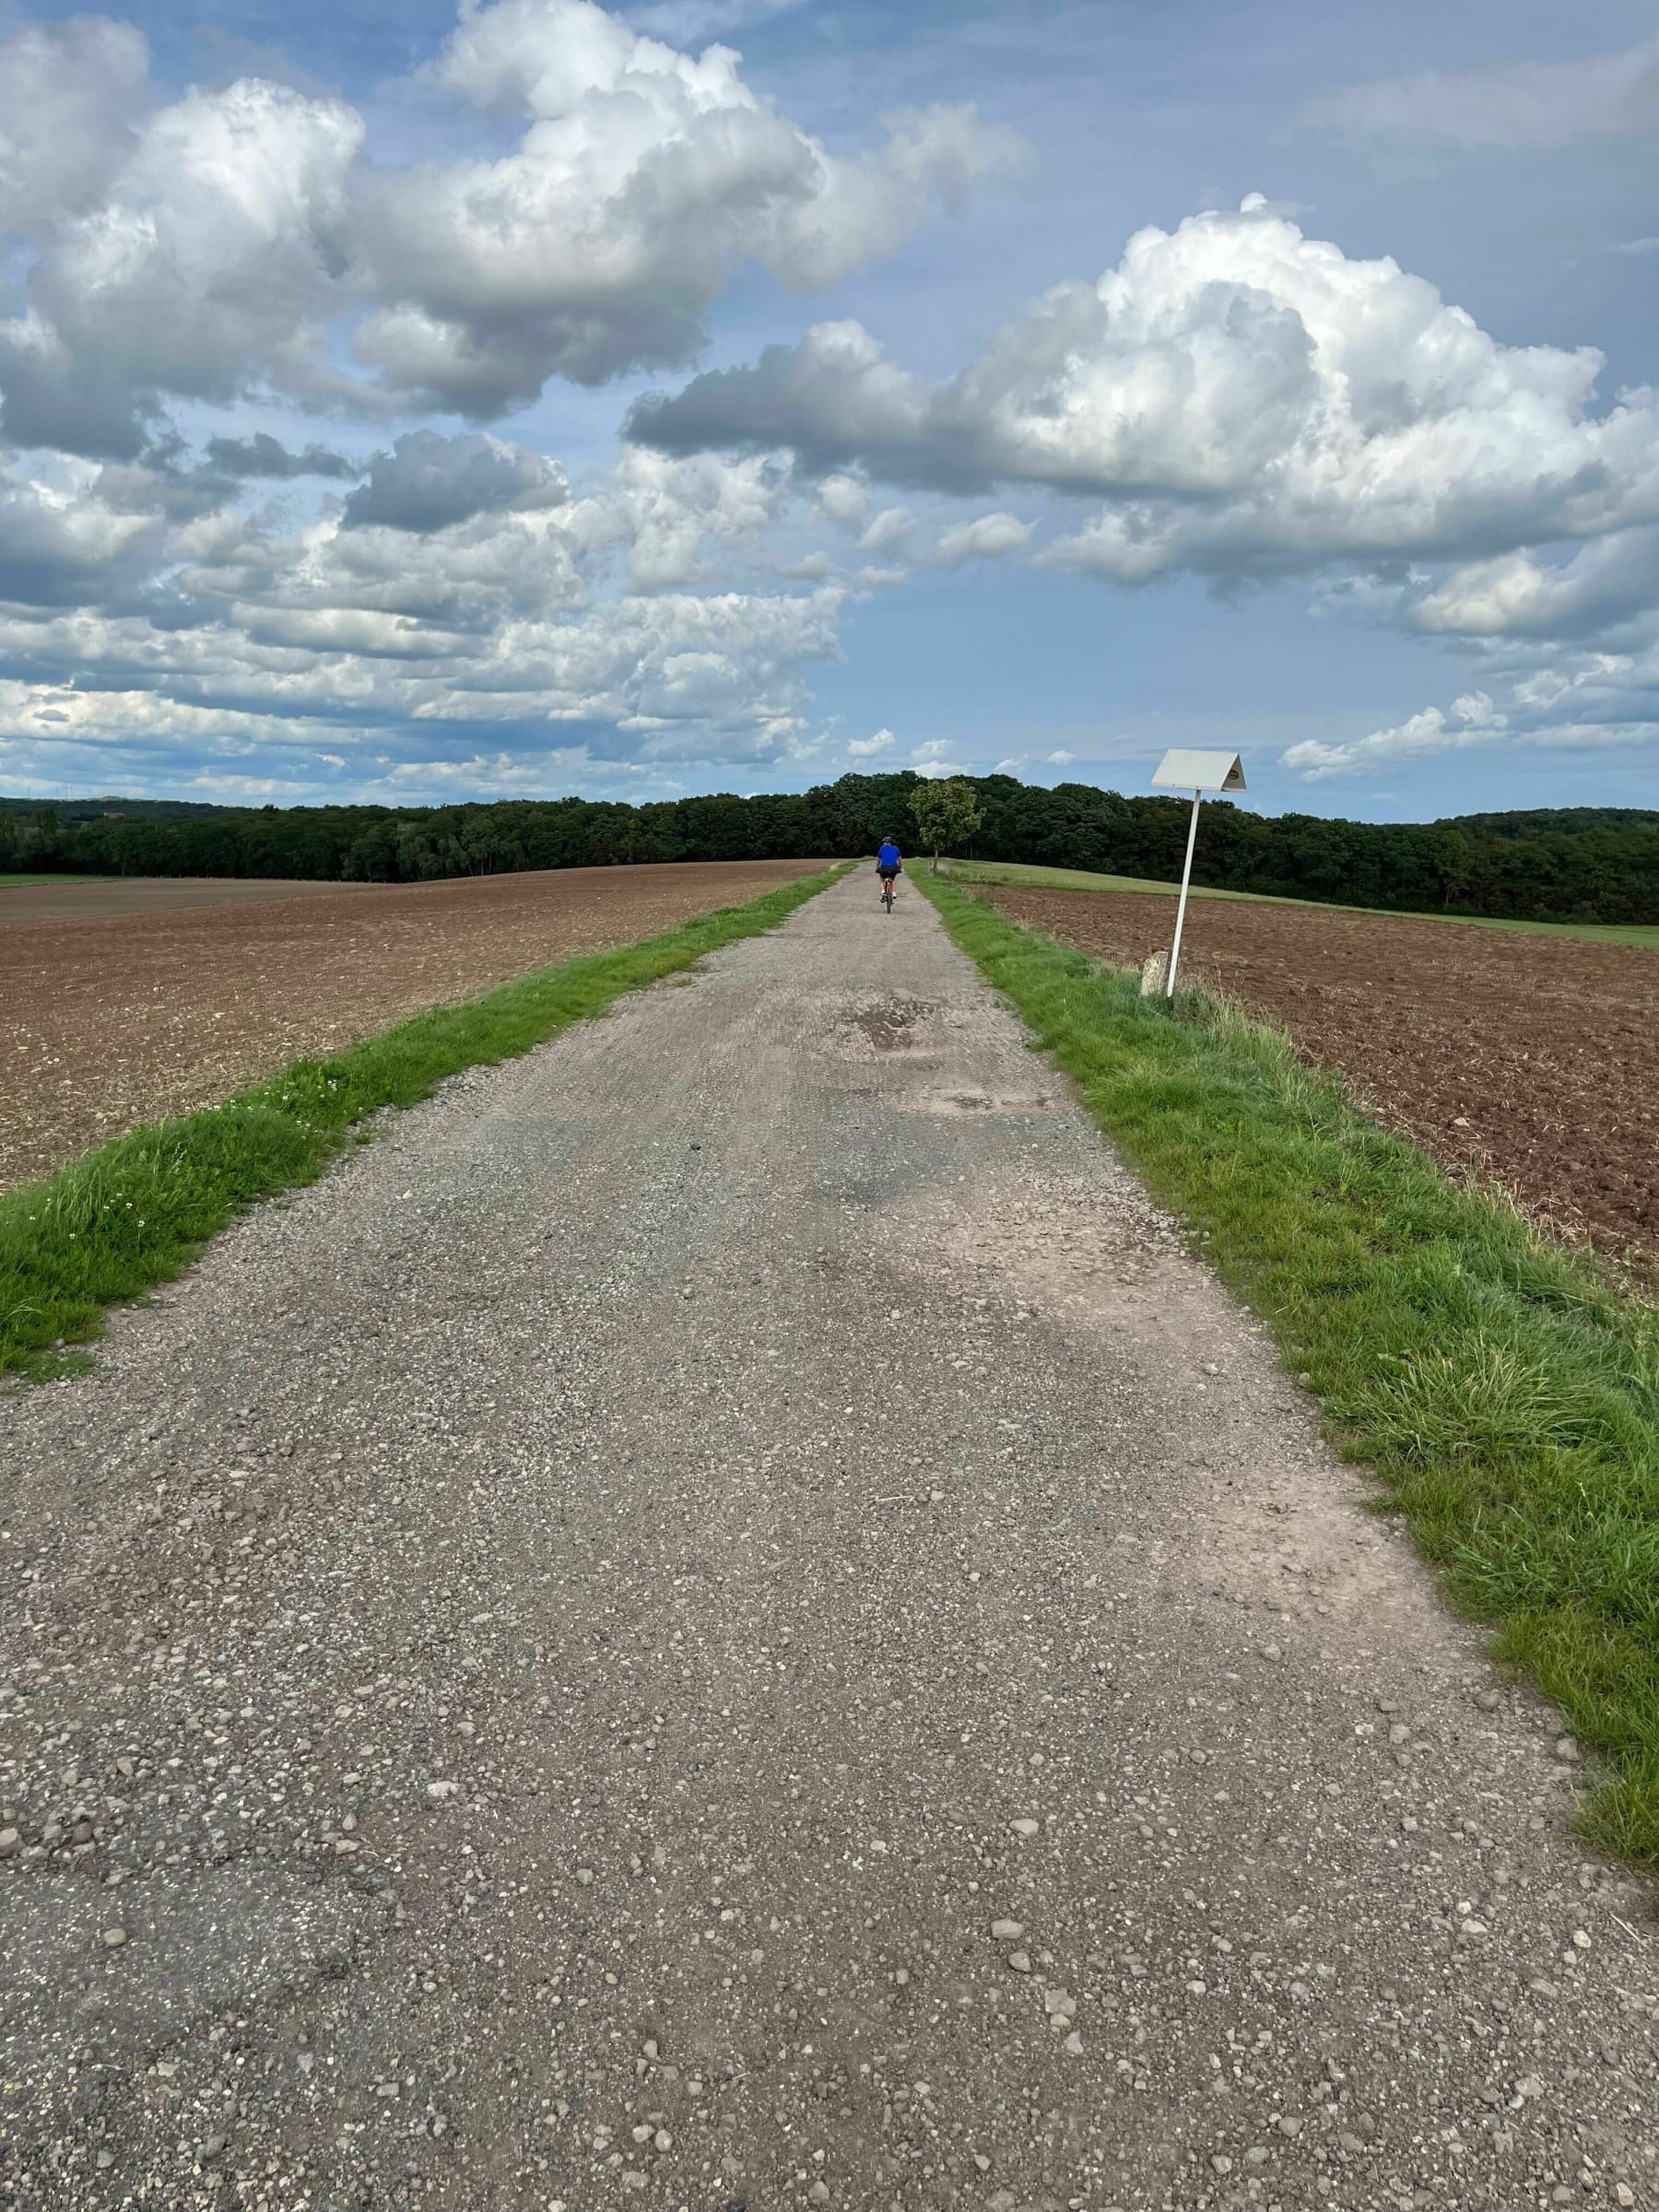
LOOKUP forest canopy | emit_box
[5,776,1657,926]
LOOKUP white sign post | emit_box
[1149,749,1247,998]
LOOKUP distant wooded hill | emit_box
[1445,808,1659,841]
[0,795,249,822]
[5,776,1656,926]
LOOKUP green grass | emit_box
[0,873,101,888]
[918,868,1659,1870]
[938,856,1659,949]
[0,865,846,1382]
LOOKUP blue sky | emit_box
[1,0,1655,819]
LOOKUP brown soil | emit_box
[1,862,827,1191]
[0,877,380,926]
[980,885,1659,1267]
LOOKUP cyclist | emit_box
[876,837,903,903]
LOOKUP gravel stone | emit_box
[1,872,1654,2212]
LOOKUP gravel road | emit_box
[2,869,1654,2212]
[2,859,823,1192]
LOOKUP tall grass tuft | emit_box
[919,870,1659,1871]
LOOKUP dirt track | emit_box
[982,886,1659,1267]
[1,871,1653,2211]
[0,862,826,1191]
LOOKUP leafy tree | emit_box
[911,777,983,874]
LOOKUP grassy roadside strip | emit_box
[1,865,848,1382]
[917,868,1659,1869]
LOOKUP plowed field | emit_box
[2,861,828,1190]
[980,885,1659,1267]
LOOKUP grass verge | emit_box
[1,865,845,1382]
[918,868,1659,1870]
[937,855,1659,949]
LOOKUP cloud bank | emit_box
[633,199,1659,583]
[2,4,1656,805]
[0,0,1029,797]
[631,194,1659,784]
[0,0,1024,451]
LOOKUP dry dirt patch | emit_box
[980,884,1659,1268]
[2,861,828,1190]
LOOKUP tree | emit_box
[911,777,983,874]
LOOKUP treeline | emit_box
[6,772,1658,924]
[1449,807,1659,842]
[0,794,246,823]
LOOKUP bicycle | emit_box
[881,875,896,913]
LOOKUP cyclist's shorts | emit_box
[877,865,900,879]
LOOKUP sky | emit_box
[0,0,1655,820]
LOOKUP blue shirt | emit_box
[877,842,901,869]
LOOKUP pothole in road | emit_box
[914,1088,1056,1114]
[844,996,935,1051]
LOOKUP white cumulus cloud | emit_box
[1,72,363,453]
[1281,691,1509,781]
[911,735,965,778]
[815,473,870,531]
[1406,530,1659,642]
[350,0,1025,410]
[857,505,913,555]
[0,0,1024,448]
[0,456,162,604]
[0,16,151,234]
[934,511,1034,566]
[634,199,1659,586]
